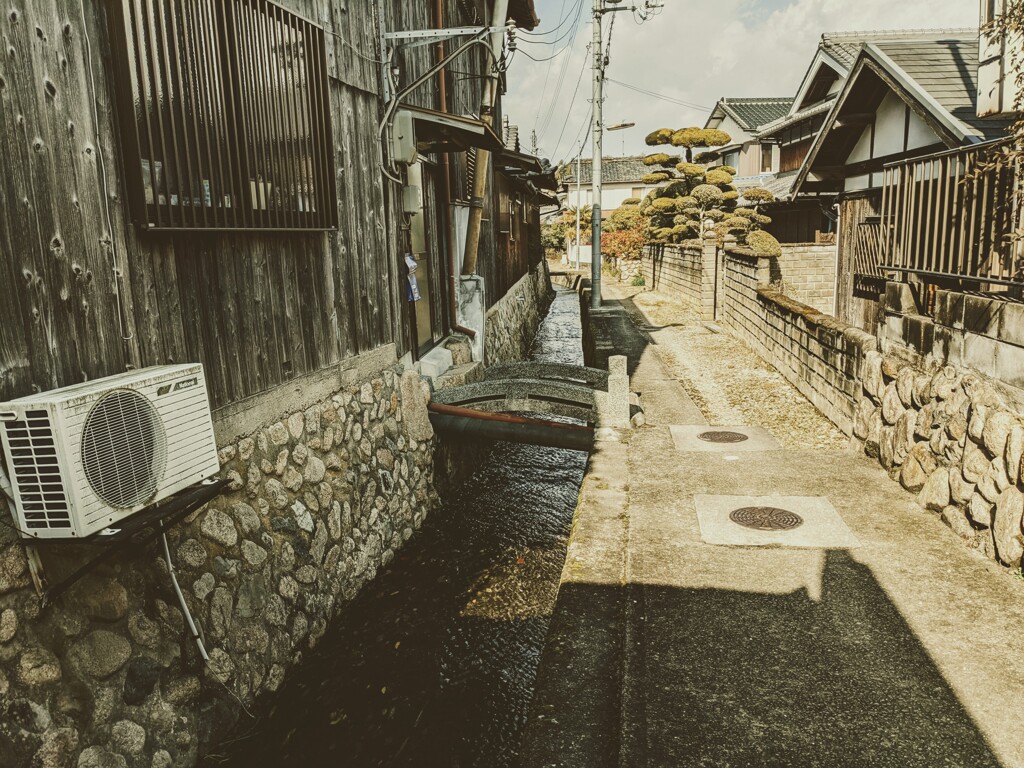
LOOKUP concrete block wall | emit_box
[642,235,718,319]
[773,243,837,316]
[720,248,875,435]
[641,243,704,311]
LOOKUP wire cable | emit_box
[604,77,710,111]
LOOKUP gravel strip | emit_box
[612,285,847,450]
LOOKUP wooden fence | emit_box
[878,139,1023,286]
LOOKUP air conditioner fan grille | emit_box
[82,389,167,509]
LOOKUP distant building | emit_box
[559,156,660,217]
[703,97,793,179]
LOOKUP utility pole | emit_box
[590,0,604,309]
[575,145,583,271]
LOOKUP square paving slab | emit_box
[695,494,861,549]
[669,424,782,452]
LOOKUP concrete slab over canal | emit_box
[520,282,1024,768]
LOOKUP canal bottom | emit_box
[207,288,587,767]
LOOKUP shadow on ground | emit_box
[521,549,1002,768]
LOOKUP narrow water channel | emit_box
[210,287,587,767]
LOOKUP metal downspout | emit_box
[436,0,477,340]
[461,0,509,276]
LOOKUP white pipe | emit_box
[162,532,209,662]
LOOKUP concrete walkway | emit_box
[520,283,1024,768]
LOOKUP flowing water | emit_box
[210,287,586,767]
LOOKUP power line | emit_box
[535,3,589,138]
[603,77,710,111]
[519,0,586,37]
[548,45,592,159]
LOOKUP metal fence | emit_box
[879,139,1022,285]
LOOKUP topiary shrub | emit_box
[705,169,735,187]
[694,151,720,164]
[675,162,705,178]
[645,128,674,146]
[651,197,677,212]
[643,153,671,166]
[716,165,738,175]
[691,184,724,207]
[722,190,739,202]
[742,187,776,207]
[746,229,782,257]
[642,172,672,184]
[621,197,641,206]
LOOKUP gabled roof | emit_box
[794,34,1014,194]
[560,156,651,186]
[789,28,978,115]
[706,97,795,133]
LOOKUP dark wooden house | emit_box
[0,0,547,413]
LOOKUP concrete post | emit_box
[596,354,630,429]
[700,231,718,321]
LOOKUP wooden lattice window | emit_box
[112,0,336,230]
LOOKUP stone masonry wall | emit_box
[485,260,552,365]
[0,363,439,768]
[720,248,874,435]
[771,243,837,316]
[642,243,703,311]
[852,351,1024,569]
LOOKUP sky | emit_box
[503,0,980,166]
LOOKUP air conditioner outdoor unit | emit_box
[0,364,221,540]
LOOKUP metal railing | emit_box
[879,139,1022,285]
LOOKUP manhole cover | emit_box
[698,430,749,444]
[729,506,804,531]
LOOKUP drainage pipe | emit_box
[428,401,594,452]
[435,0,477,340]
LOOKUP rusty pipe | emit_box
[435,0,477,340]
[427,402,594,452]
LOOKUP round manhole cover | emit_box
[698,430,749,444]
[729,506,804,531]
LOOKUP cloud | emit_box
[505,0,979,164]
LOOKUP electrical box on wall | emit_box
[392,110,418,165]
[402,184,422,215]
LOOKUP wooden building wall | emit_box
[0,0,400,410]
[0,0,541,411]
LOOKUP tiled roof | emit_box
[819,28,977,69]
[756,100,835,138]
[560,156,652,185]
[869,37,1013,141]
[717,97,795,132]
[742,173,800,203]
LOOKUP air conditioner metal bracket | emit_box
[35,478,231,607]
